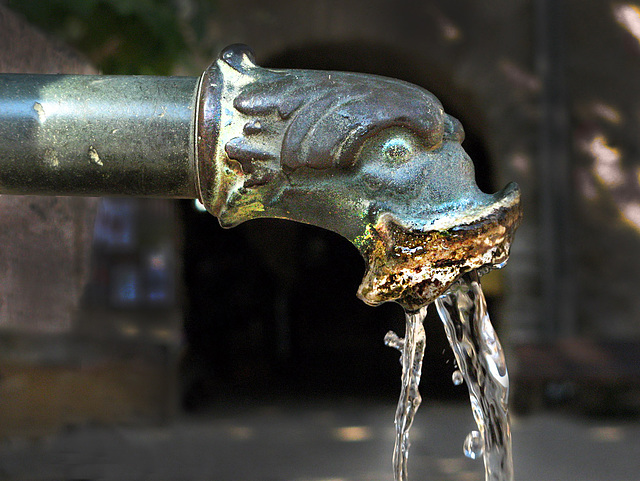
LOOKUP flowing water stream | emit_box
[386,271,513,481]
[384,306,428,481]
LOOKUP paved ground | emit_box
[0,400,639,481]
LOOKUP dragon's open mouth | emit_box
[356,183,522,310]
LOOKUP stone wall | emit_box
[0,6,179,436]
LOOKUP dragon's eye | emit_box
[383,137,412,162]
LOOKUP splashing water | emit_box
[384,306,428,481]
[463,430,485,460]
[385,271,513,481]
[435,271,513,481]
[452,369,464,386]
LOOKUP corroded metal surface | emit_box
[196,45,521,309]
[358,185,521,310]
[0,43,520,309]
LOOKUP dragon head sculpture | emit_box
[196,45,521,310]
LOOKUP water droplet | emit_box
[452,370,464,385]
[463,430,484,460]
[384,331,404,351]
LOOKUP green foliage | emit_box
[8,0,215,74]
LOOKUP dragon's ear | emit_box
[219,44,258,74]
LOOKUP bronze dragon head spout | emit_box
[196,45,521,310]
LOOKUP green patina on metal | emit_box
[0,44,521,309]
[196,45,522,309]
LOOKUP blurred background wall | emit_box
[1,0,640,436]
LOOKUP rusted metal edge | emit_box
[358,185,522,310]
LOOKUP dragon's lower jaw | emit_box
[356,183,522,311]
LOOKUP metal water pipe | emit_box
[0,45,521,309]
[0,74,197,198]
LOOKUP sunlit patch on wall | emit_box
[499,59,541,92]
[118,322,140,337]
[509,152,531,176]
[332,426,373,442]
[579,130,640,232]
[226,425,254,440]
[591,102,622,124]
[588,426,625,442]
[584,134,624,188]
[621,201,640,228]
[613,3,640,46]
[437,15,462,41]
